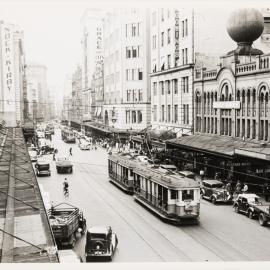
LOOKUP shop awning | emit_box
[167,134,262,158]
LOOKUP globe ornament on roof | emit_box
[226,8,264,55]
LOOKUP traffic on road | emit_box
[26,122,270,262]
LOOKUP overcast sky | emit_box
[0,0,267,102]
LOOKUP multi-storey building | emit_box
[81,9,104,122]
[167,8,270,190]
[103,8,151,130]
[26,64,48,122]
[150,8,195,137]
[26,80,38,121]
[0,21,26,126]
[70,65,82,127]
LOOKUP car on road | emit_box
[201,179,233,204]
[35,158,51,176]
[233,193,263,218]
[28,148,38,162]
[85,226,118,261]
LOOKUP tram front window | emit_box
[170,190,178,200]
[182,190,194,201]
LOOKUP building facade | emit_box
[0,21,26,126]
[103,8,151,130]
[26,64,48,122]
[70,65,82,125]
[81,9,104,122]
[150,8,195,137]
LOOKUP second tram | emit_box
[108,153,200,225]
[61,128,76,143]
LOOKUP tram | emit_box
[108,153,200,224]
[108,153,135,194]
[61,128,76,143]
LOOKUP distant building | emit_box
[103,8,151,130]
[0,21,26,126]
[70,65,82,128]
[81,9,104,122]
[26,64,48,122]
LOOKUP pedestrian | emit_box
[235,181,242,195]
[242,183,248,193]
[69,147,72,156]
[226,181,233,195]
[53,153,56,161]
[263,183,270,202]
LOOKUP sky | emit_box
[0,0,268,102]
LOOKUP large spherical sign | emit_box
[227,8,264,43]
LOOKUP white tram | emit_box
[108,153,200,224]
[108,153,135,194]
[133,166,200,224]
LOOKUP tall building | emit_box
[70,65,82,126]
[0,21,26,126]
[150,8,195,137]
[81,9,104,121]
[167,8,270,188]
[103,8,151,130]
[26,64,48,122]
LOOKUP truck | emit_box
[48,203,86,248]
[56,157,73,173]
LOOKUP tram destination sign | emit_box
[213,101,241,109]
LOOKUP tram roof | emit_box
[109,153,199,189]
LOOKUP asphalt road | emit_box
[37,128,270,262]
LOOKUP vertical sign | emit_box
[3,26,15,112]
[175,10,180,66]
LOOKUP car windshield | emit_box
[211,183,223,188]
[247,197,260,204]
[90,233,106,239]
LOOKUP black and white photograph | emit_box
[0,0,270,268]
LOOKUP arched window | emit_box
[247,89,251,116]
[260,92,265,117]
[266,92,269,117]
[242,90,245,116]
[252,89,256,116]
[236,90,240,101]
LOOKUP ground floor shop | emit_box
[166,133,270,195]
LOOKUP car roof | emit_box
[179,171,195,175]
[160,164,177,169]
[88,226,111,234]
[37,158,50,164]
[238,194,260,199]
[203,179,223,185]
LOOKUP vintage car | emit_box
[40,145,55,155]
[201,179,233,204]
[79,141,91,150]
[85,226,118,261]
[233,193,263,218]
[58,249,82,263]
[28,148,38,162]
[35,158,51,176]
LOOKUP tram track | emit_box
[76,162,195,261]
[75,160,252,261]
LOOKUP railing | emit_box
[236,62,257,74]
[203,70,217,79]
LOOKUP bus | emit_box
[108,153,200,225]
[61,128,76,143]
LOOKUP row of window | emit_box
[153,104,189,124]
[125,22,142,37]
[126,46,142,59]
[126,68,143,81]
[126,110,143,124]
[152,77,189,95]
[126,89,143,102]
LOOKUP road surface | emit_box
[37,128,270,262]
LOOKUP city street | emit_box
[37,128,270,262]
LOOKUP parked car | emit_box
[233,193,263,219]
[85,226,118,261]
[35,158,51,176]
[28,149,38,162]
[201,179,233,204]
